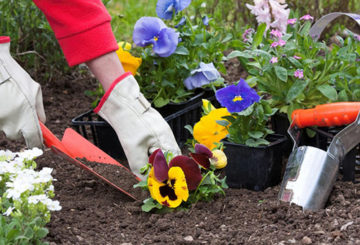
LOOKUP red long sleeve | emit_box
[32,0,118,66]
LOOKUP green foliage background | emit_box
[0,0,359,83]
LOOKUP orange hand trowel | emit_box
[39,121,140,200]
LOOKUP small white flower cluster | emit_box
[0,148,62,217]
[246,0,290,33]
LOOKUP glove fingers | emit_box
[35,87,46,123]
[21,110,44,149]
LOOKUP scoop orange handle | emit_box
[291,102,360,128]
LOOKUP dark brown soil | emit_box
[81,160,147,201]
[2,72,360,245]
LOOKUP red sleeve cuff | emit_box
[58,21,118,66]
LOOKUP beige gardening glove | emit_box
[94,73,181,180]
[0,36,46,148]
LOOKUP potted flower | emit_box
[132,0,230,110]
[229,6,360,135]
[192,79,287,191]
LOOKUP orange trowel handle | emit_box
[291,102,360,128]
[39,121,71,155]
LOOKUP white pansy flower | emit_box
[3,206,15,216]
[201,2,206,8]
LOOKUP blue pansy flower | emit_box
[156,0,192,20]
[215,79,260,113]
[133,17,179,57]
[175,16,186,28]
[183,62,220,90]
[202,16,209,26]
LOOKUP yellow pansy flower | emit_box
[193,108,230,150]
[116,42,142,75]
[148,166,189,208]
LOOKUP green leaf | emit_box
[153,97,169,108]
[6,229,19,240]
[338,90,349,101]
[216,120,230,126]
[184,125,193,135]
[248,62,262,70]
[141,198,160,212]
[300,21,311,36]
[252,23,267,49]
[174,46,189,55]
[274,66,288,82]
[286,80,309,103]
[221,33,232,43]
[35,228,48,239]
[237,104,254,116]
[287,57,302,68]
[317,84,338,101]
[248,131,264,139]
[227,50,253,59]
[133,180,148,189]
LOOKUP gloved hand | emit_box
[0,36,46,148]
[94,72,181,180]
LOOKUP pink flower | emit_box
[270,57,278,63]
[287,18,297,25]
[294,69,304,79]
[271,42,279,48]
[242,28,254,42]
[355,34,360,41]
[278,39,286,46]
[293,55,301,60]
[246,0,290,34]
[270,29,283,38]
[300,14,314,21]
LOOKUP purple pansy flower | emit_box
[294,69,304,79]
[175,16,186,28]
[270,29,282,38]
[287,18,297,25]
[215,79,260,113]
[270,57,278,64]
[156,0,191,20]
[184,62,220,90]
[133,17,179,57]
[202,15,210,26]
[300,14,314,21]
[355,34,360,41]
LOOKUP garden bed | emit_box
[1,73,360,245]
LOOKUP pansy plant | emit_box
[215,79,277,147]
[135,145,228,212]
[132,0,230,107]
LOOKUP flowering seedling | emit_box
[0,148,61,244]
[215,79,277,147]
[228,9,360,118]
[135,144,228,213]
[132,0,230,107]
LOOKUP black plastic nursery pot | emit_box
[71,91,216,159]
[223,134,288,191]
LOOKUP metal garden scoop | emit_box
[279,102,360,211]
